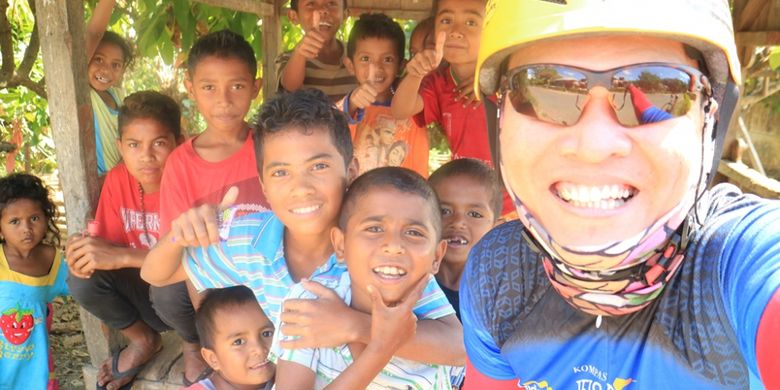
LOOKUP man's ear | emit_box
[344,57,355,76]
[288,9,300,25]
[331,226,346,261]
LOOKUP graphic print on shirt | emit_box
[518,365,635,390]
[0,304,34,345]
[354,114,411,172]
[120,207,159,248]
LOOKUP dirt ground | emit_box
[51,296,90,390]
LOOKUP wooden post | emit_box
[34,0,106,367]
[262,0,282,100]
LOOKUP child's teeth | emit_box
[373,266,406,276]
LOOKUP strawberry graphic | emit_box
[1,304,35,345]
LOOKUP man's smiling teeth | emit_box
[291,205,320,214]
[372,266,407,276]
[556,183,635,209]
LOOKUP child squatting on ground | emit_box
[270,166,464,389]
[0,173,67,389]
[66,91,182,390]
[187,285,275,390]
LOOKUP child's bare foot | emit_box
[97,327,161,390]
[182,341,211,386]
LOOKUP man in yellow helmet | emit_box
[459,1,780,388]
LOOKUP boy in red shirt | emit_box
[152,29,269,386]
[66,91,182,390]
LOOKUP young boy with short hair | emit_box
[339,13,429,177]
[271,167,464,389]
[409,16,435,59]
[276,0,356,101]
[66,90,182,390]
[151,29,269,385]
[428,158,501,320]
[187,285,275,390]
[141,88,464,370]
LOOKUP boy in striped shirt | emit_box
[141,89,464,370]
[271,167,464,389]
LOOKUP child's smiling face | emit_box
[202,301,275,387]
[260,128,357,237]
[87,41,126,92]
[290,0,344,41]
[345,37,401,101]
[333,187,445,310]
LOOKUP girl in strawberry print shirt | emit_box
[0,173,68,389]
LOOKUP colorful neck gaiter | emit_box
[499,97,717,317]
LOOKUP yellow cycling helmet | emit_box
[476,0,741,97]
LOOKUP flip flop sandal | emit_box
[182,366,214,387]
[96,345,159,390]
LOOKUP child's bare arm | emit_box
[66,234,148,277]
[274,360,318,390]
[140,232,187,286]
[280,30,326,92]
[85,0,116,59]
[279,278,465,366]
[391,32,446,119]
[321,281,423,389]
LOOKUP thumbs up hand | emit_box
[405,31,446,79]
[170,186,239,248]
[349,63,381,112]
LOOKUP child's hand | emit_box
[279,279,362,349]
[65,235,119,277]
[294,14,327,60]
[349,64,381,111]
[366,275,428,353]
[170,186,238,248]
[404,31,445,79]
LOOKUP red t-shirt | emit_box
[159,132,269,234]
[414,66,513,216]
[339,97,430,178]
[414,65,493,163]
[95,163,160,249]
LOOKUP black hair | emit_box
[290,0,347,12]
[0,173,60,247]
[347,13,405,62]
[99,31,134,67]
[252,88,353,174]
[410,16,435,48]
[118,91,182,140]
[195,285,262,349]
[339,167,442,238]
[428,158,502,221]
[187,29,257,78]
[433,0,486,17]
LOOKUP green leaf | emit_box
[769,47,780,70]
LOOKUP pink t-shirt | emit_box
[159,132,269,234]
[95,163,160,249]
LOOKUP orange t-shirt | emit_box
[339,98,429,178]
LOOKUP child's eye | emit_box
[127,142,138,148]
[312,162,329,171]
[112,63,123,70]
[383,56,396,64]
[270,169,288,177]
[439,17,452,25]
[154,140,169,147]
[232,338,246,346]
[261,330,274,338]
[466,19,479,27]
[467,211,484,218]
[30,216,40,222]
[8,218,19,225]
[405,229,425,238]
[202,85,215,91]
[440,207,452,216]
[366,225,383,233]
[359,55,370,63]
[233,84,245,90]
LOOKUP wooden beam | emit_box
[261,0,282,100]
[35,0,104,366]
[718,160,780,199]
[191,0,274,16]
[736,31,780,47]
[347,7,432,20]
